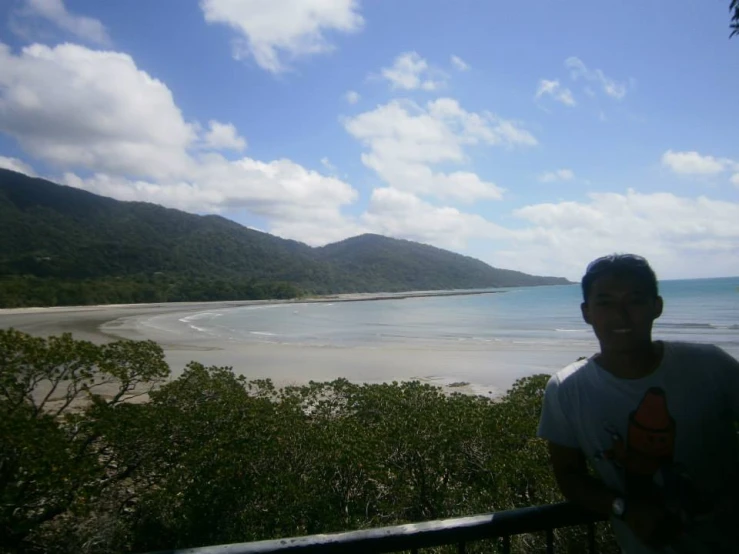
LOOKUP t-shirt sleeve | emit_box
[715,346,739,423]
[537,374,580,448]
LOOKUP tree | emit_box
[1,330,617,553]
[0,330,169,552]
[732,0,739,37]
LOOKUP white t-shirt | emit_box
[537,341,739,553]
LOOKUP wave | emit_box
[656,322,739,331]
[179,312,222,323]
[249,331,277,337]
[235,304,289,312]
[176,312,224,335]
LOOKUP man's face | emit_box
[581,272,663,352]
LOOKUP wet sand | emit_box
[0,292,590,399]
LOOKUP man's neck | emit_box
[595,340,664,380]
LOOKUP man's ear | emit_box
[581,302,591,325]
[653,296,664,320]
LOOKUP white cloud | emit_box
[0,156,36,176]
[13,0,111,45]
[63,159,362,247]
[201,0,363,73]
[661,150,732,176]
[0,43,195,180]
[536,80,558,97]
[565,57,629,100]
[535,79,576,107]
[539,169,575,183]
[5,42,735,279]
[64,155,357,222]
[61,172,219,213]
[0,42,358,242]
[426,98,537,147]
[362,188,505,250]
[202,120,247,151]
[348,187,739,280]
[269,211,367,246]
[556,89,576,107]
[493,190,739,280]
[450,55,470,71]
[380,52,447,91]
[351,187,739,281]
[732,174,739,187]
[320,157,336,172]
[344,98,535,202]
[345,90,360,104]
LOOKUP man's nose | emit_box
[614,302,632,324]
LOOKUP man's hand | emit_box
[546,442,685,548]
[624,500,683,549]
[547,442,619,516]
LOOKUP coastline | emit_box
[1,288,556,399]
[0,288,502,316]
[0,288,505,346]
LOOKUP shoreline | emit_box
[0,287,591,401]
[0,288,504,316]
[0,288,508,348]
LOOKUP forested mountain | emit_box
[317,234,569,290]
[0,169,570,307]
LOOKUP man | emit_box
[537,254,739,553]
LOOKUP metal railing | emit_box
[150,502,609,554]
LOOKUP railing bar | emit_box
[546,528,554,554]
[457,541,466,554]
[588,522,596,554]
[143,502,609,554]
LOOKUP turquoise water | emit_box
[179,277,739,358]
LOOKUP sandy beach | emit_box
[0,291,591,399]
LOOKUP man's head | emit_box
[580,254,663,353]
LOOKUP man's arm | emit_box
[548,441,677,548]
[537,376,617,515]
[715,346,739,422]
[547,441,619,516]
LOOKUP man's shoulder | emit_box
[548,356,596,391]
[663,341,738,378]
[664,340,726,360]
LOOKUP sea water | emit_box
[174,277,739,359]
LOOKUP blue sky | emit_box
[0,0,737,280]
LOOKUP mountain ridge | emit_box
[0,168,571,307]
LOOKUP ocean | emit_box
[172,277,739,359]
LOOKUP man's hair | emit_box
[581,254,659,302]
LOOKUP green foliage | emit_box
[0,330,617,553]
[0,169,568,308]
[732,0,739,37]
[0,329,170,552]
[0,274,303,308]
[317,235,570,290]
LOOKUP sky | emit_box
[0,0,737,281]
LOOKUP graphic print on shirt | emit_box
[597,387,713,523]
[601,387,675,478]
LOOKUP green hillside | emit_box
[0,169,570,307]
[317,234,569,291]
